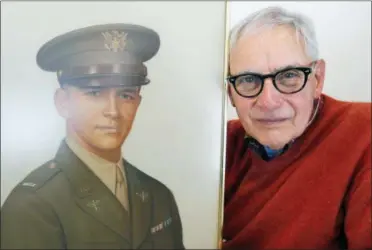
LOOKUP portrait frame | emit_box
[1,1,231,249]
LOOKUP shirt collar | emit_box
[243,135,288,161]
[65,136,125,193]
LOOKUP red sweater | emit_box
[222,94,371,249]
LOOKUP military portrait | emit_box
[1,1,227,249]
[1,19,187,250]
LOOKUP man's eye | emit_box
[284,72,295,78]
[282,70,300,78]
[119,92,135,100]
[242,75,257,83]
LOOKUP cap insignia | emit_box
[102,30,128,52]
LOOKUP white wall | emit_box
[1,2,226,248]
[227,1,371,119]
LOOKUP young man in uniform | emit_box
[1,23,185,249]
[222,6,371,249]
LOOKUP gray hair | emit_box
[229,6,319,61]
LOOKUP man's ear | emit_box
[313,59,326,99]
[227,84,236,107]
[138,95,142,105]
[54,88,70,119]
[137,87,142,104]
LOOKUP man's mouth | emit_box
[255,118,288,125]
[96,125,119,133]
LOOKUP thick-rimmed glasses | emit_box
[227,65,314,98]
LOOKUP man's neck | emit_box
[65,134,122,163]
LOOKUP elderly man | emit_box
[1,23,184,249]
[222,6,371,249]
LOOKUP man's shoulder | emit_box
[226,119,246,148]
[321,95,371,149]
[227,119,245,137]
[2,160,62,209]
[325,95,370,121]
[227,118,242,130]
[332,97,371,133]
[347,101,371,143]
[124,159,171,192]
[12,160,62,193]
[347,101,371,124]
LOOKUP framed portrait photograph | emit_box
[1,1,229,249]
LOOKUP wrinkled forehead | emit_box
[229,25,310,74]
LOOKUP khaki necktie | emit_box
[115,164,129,212]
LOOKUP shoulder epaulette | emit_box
[17,161,61,191]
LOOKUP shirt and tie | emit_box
[65,137,129,212]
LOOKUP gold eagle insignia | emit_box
[101,30,128,52]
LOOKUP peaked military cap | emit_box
[36,23,160,87]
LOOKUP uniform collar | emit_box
[65,136,127,194]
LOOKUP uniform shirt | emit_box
[65,137,129,211]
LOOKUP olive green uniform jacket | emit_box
[1,140,185,249]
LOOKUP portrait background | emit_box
[227,1,371,119]
[1,2,227,248]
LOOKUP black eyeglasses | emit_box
[227,64,314,98]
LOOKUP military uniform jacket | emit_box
[1,141,185,249]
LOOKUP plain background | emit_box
[1,2,226,248]
[227,1,371,119]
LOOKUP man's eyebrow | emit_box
[117,87,139,92]
[272,64,300,72]
[233,64,301,76]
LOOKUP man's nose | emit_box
[103,91,119,118]
[255,78,282,110]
